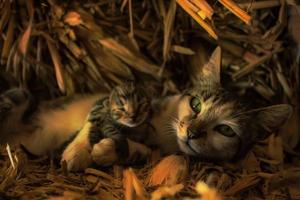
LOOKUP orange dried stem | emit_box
[123,168,147,200]
[218,0,251,24]
[177,0,218,39]
[46,39,66,93]
[190,0,214,19]
[123,169,133,200]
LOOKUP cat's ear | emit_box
[253,104,293,140]
[201,46,221,84]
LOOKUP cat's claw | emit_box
[91,138,118,166]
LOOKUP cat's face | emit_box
[0,88,30,121]
[172,47,292,161]
[174,93,241,161]
[0,88,33,144]
[110,82,150,127]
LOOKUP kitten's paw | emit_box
[127,139,152,163]
[91,138,118,166]
[61,142,92,171]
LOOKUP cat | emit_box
[0,47,292,171]
[144,47,293,162]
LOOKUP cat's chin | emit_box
[122,114,149,127]
[177,139,198,156]
[122,120,144,127]
[122,122,139,128]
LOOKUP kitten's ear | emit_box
[253,104,293,140]
[201,46,221,84]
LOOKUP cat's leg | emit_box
[61,100,111,171]
[61,121,93,171]
[126,139,152,163]
[91,138,118,166]
[91,138,151,166]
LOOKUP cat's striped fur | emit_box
[145,47,292,162]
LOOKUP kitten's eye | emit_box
[119,107,126,112]
[190,97,201,114]
[214,125,236,137]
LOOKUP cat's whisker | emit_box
[168,114,180,123]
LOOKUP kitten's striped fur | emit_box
[72,82,151,169]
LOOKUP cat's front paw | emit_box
[61,140,92,171]
[91,138,118,166]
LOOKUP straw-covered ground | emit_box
[0,0,299,199]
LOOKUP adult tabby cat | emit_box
[0,47,292,171]
[145,47,292,161]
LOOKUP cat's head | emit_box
[173,47,292,161]
[109,82,150,127]
[0,88,36,144]
[0,88,31,121]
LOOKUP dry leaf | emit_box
[18,0,34,55]
[240,151,261,173]
[218,0,251,24]
[177,0,218,39]
[225,175,260,195]
[1,14,15,64]
[151,184,184,200]
[64,11,83,26]
[46,38,66,93]
[196,181,222,200]
[123,168,147,200]
[19,22,32,56]
[146,155,188,186]
[171,45,195,55]
[99,37,160,78]
[49,191,83,200]
[85,168,114,181]
[267,134,284,163]
[162,0,177,66]
[279,98,300,149]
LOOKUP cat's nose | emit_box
[187,130,199,139]
[131,114,138,121]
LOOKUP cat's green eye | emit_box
[190,97,201,114]
[214,125,236,137]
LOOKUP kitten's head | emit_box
[109,82,150,127]
[173,47,292,161]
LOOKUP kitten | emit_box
[61,82,152,171]
[145,47,292,162]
